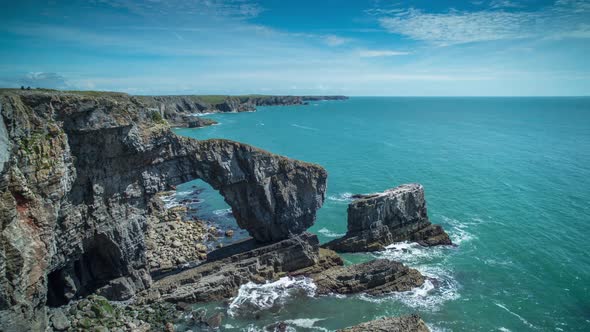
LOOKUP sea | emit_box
[170,97,590,331]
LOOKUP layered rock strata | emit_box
[337,314,430,332]
[324,184,452,252]
[313,259,424,295]
[140,233,425,305]
[0,90,327,331]
[139,232,322,304]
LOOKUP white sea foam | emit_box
[327,192,353,202]
[381,241,446,265]
[291,124,319,131]
[495,303,537,329]
[213,208,232,216]
[318,228,345,238]
[498,328,512,332]
[440,215,477,245]
[360,265,460,310]
[283,318,328,331]
[189,112,215,117]
[228,277,317,317]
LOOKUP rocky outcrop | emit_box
[0,90,327,331]
[324,184,452,252]
[312,259,424,295]
[186,116,218,128]
[139,232,321,304]
[337,314,430,332]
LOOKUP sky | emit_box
[0,0,589,96]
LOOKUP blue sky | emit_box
[1,0,589,95]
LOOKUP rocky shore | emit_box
[0,89,440,332]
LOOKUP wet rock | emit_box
[313,259,424,295]
[205,313,224,328]
[324,184,451,252]
[50,309,71,331]
[337,314,430,332]
[165,322,175,332]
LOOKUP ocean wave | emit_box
[359,265,460,310]
[327,192,353,202]
[291,124,319,131]
[213,208,232,216]
[440,215,477,245]
[317,228,345,238]
[227,277,317,318]
[495,303,537,329]
[380,241,447,265]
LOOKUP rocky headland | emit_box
[136,94,348,128]
[0,89,433,331]
[324,184,452,252]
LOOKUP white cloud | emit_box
[358,50,411,57]
[377,1,590,45]
[324,35,349,46]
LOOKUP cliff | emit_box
[0,90,328,330]
[136,94,348,127]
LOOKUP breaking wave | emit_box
[213,208,232,216]
[228,277,317,317]
[359,265,460,310]
[318,228,345,238]
[327,192,353,202]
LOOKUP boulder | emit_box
[324,184,451,252]
[337,314,430,332]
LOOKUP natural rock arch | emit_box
[0,92,327,330]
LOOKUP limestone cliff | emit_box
[0,90,327,331]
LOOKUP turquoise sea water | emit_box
[173,97,590,331]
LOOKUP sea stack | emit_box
[324,183,452,252]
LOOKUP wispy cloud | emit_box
[377,0,590,45]
[324,35,350,46]
[358,50,411,57]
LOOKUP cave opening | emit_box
[46,234,125,307]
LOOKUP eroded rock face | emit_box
[312,259,424,295]
[0,90,327,331]
[337,314,430,332]
[140,233,321,304]
[324,184,451,252]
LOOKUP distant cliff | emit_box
[136,94,348,127]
